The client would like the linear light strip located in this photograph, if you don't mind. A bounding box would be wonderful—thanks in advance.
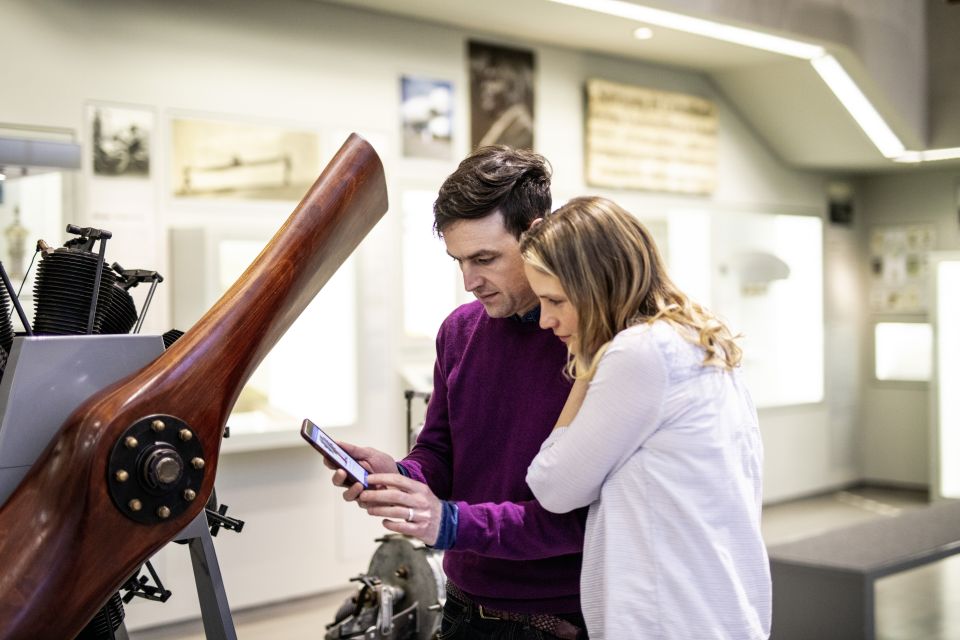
[548,0,825,59]
[810,55,905,158]
[894,147,960,163]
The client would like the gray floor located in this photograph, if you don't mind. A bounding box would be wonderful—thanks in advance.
[132,485,958,639]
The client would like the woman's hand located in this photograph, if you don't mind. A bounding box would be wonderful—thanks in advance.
[555,377,589,428]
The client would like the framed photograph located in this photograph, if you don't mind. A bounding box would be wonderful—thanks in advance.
[170,116,321,201]
[89,103,153,178]
[468,41,535,150]
[868,224,934,313]
[400,76,453,160]
[584,78,717,195]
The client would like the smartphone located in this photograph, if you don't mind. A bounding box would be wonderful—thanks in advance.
[300,419,369,488]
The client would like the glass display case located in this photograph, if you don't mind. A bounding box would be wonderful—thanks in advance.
[169,225,358,449]
[0,125,80,329]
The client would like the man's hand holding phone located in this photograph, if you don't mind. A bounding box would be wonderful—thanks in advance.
[302,418,443,545]
[302,419,395,501]
[324,441,398,502]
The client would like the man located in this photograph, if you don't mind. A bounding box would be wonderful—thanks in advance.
[331,146,586,639]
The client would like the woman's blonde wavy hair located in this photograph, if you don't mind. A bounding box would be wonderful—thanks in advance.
[520,196,742,379]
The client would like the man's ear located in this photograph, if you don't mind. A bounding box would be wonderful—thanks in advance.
[528,217,545,230]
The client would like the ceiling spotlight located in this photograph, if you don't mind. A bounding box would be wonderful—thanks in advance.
[633,27,654,40]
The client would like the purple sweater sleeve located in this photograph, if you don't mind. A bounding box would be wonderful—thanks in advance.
[452,499,586,560]
[402,315,585,561]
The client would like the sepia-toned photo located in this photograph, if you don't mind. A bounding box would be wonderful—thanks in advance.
[468,41,535,150]
[869,224,934,313]
[89,104,153,178]
[584,78,717,195]
[400,76,453,160]
[171,117,321,200]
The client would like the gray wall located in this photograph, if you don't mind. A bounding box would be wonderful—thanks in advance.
[858,167,960,485]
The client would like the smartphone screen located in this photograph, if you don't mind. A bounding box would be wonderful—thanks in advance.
[300,419,369,488]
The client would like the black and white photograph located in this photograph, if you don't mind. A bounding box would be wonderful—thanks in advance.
[171,116,322,200]
[400,76,453,160]
[89,104,153,178]
[468,41,535,150]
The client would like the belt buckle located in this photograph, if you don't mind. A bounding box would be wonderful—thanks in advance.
[477,604,502,620]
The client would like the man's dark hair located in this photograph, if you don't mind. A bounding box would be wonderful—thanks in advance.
[434,146,552,239]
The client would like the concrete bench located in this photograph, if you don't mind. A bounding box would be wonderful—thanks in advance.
[768,499,960,639]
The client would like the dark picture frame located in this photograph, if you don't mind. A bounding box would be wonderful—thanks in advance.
[89,104,153,178]
[468,41,535,150]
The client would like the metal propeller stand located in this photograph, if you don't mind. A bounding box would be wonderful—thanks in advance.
[171,510,238,640]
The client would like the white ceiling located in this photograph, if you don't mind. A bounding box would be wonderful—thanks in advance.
[319,0,932,172]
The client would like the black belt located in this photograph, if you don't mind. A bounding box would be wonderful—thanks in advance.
[445,581,586,640]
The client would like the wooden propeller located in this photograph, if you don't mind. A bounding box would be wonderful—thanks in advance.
[0,134,388,638]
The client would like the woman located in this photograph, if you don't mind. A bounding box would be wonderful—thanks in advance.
[523,197,771,640]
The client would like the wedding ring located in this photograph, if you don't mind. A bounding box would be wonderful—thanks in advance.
[406,507,415,522]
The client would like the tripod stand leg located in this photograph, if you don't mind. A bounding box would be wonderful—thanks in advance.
[180,511,237,640]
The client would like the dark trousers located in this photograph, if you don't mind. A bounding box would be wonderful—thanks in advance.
[438,589,587,640]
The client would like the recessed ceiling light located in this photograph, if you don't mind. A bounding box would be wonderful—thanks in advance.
[633,27,654,40]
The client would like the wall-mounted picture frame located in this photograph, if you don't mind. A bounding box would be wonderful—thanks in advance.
[85,101,156,226]
[89,103,153,178]
[584,78,717,195]
[468,41,535,150]
[869,224,934,313]
[170,115,321,201]
[400,76,453,160]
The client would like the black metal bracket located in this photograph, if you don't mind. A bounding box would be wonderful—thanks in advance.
[121,560,172,603]
[206,503,245,537]
[111,261,164,334]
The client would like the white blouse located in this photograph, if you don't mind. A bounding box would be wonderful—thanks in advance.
[526,321,771,640]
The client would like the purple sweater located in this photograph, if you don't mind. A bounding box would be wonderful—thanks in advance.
[402,301,585,614]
